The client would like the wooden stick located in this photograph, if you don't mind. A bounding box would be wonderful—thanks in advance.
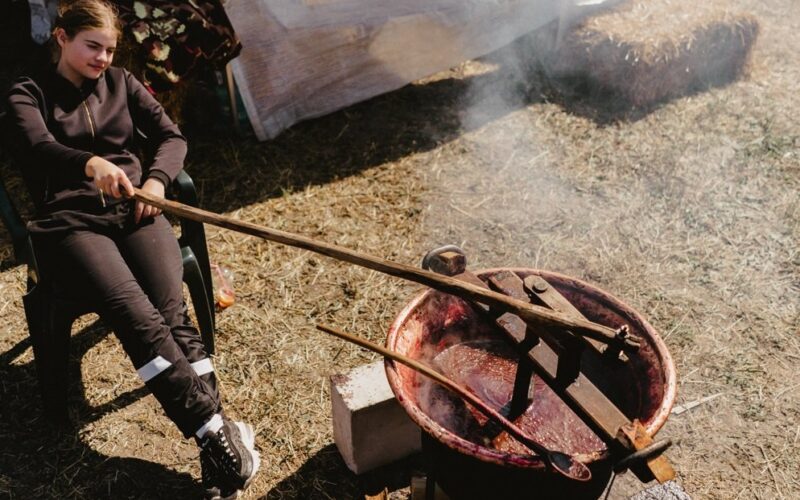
[315,324,591,482]
[133,188,638,349]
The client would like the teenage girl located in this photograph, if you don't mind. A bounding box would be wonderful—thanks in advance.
[3,2,259,498]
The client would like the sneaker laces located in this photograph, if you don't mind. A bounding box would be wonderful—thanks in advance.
[200,443,240,500]
[199,420,260,492]
[201,432,237,477]
[200,449,239,500]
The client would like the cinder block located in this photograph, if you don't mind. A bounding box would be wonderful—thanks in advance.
[331,360,421,474]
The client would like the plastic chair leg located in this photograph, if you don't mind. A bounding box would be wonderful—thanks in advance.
[173,170,216,331]
[182,246,215,355]
[23,291,71,423]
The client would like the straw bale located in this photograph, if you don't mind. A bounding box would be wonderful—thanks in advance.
[532,0,759,107]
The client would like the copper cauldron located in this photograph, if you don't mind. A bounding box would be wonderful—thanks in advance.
[385,268,676,499]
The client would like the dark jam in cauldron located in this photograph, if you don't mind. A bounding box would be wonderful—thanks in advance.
[418,338,606,457]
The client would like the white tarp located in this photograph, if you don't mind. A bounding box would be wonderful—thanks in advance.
[226,0,608,140]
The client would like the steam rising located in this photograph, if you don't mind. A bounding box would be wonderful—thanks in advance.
[412,1,797,496]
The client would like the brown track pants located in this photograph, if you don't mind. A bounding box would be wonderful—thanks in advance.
[36,215,221,437]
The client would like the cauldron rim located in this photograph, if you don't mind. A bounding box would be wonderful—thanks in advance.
[385,267,677,470]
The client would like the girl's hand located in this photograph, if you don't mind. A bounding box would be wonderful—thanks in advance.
[135,178,165,223]
[85,156,134,199]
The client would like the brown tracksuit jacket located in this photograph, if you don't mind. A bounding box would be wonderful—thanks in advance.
[4,65,187,232]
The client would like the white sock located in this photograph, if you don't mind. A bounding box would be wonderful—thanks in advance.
[195,413,224,439]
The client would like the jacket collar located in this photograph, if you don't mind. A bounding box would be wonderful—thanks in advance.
[46,66,103,107]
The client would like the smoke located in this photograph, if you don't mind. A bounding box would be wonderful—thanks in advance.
[414,1,638,269]
[407,1,797,492]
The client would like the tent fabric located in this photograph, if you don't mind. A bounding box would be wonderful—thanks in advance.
[226,0,593,141]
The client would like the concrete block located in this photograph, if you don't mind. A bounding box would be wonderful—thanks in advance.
[331,360,421,474]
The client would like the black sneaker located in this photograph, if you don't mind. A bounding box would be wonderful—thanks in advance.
[200,447,239,500]
[199,419,260,492]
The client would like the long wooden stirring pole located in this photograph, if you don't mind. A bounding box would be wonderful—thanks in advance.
[132,187,637,349]
[315,324,592,482]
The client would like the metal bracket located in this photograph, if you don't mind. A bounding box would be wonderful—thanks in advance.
[421,245,466,276]
[614,438,673,474]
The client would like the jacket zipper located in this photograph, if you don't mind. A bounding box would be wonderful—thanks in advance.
[82,100,96,144]
[82,100,103,205]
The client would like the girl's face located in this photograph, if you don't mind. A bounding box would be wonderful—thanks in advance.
[55,27,117,87]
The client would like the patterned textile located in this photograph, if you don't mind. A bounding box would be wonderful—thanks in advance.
[28,0,55,45]
[114,0,241,92]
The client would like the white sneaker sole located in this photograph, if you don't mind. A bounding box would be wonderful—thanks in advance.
[234,421,261,492]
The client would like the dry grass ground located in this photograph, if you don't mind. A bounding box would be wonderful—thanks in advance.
[1,0,797,498]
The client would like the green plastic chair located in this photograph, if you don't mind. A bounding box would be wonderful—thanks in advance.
[0,169,216,423]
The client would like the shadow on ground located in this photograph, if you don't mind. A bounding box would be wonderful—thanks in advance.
[0,317,420,498]
[263,443,423,499]
[0,320,202,499]
[0,23,731,263]
[0,54,527,265]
